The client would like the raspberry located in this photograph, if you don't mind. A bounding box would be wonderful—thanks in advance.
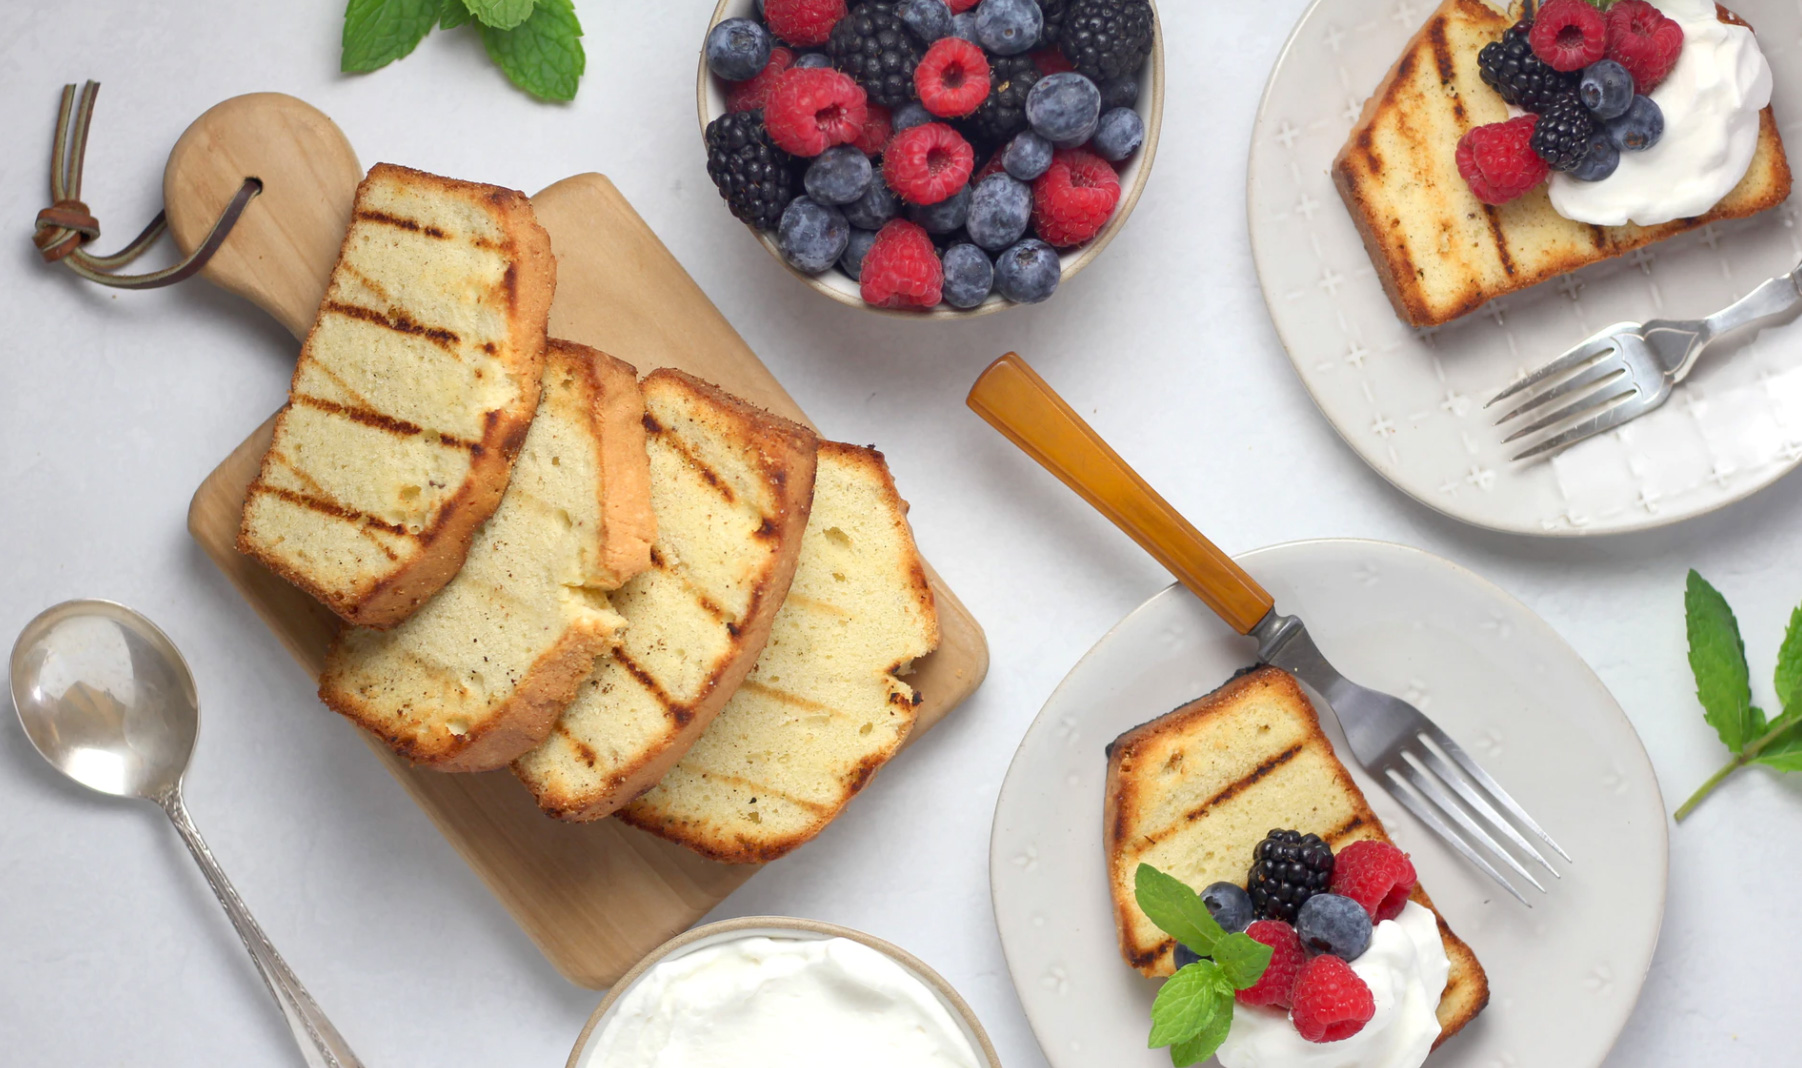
[764,0,847,47]
[727,47,795,114]
[1032,48,1077,76]
[859,220,943,308]
[917,38,992,119]
[1235,920,1307,1009]
[1455,116,1548,205]
[1528,0,1606,72]
[947,0,978,10]
[1329,840,1418,922]
[883,122,976,204]
[1290,956,1376,1043]
[1031,148,1119,247]
[1606,0,1685,93]
[851,103,894,156]
[765,68,870,157]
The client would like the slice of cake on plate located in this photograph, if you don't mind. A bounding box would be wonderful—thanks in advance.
[1106,667,1488,1062]
[617,441,941,863]
[1336,0,1790,327]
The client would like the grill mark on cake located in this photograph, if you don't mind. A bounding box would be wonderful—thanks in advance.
[1589,223,1607,249]
[323,300,462,351]
[337,264,392,306]
[736,680,841,717]
[610,650,694,726]
[1427,17,1456,88]
[1324,813,1368,846]
[647,428,740,505]
[1172,743,1307,828]
[305,361,375,411]
[292,395,480,451]
[1479,204,1517,276]
[250,484,415,539]
[354,208,448,239]
[692,769,835,814]
[553,722,600,767]
[644,549,736,625]
[265,448,332,499]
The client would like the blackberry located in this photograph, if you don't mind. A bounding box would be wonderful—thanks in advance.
[1246,829,1334,923]
[828,2,924,107]
[704,111,799,231]
[961,53,1041,147]
[1059,0,1155,83]
[1037,0,1071,47]
[1530,93,1596,172]
[1478,21,1579,114]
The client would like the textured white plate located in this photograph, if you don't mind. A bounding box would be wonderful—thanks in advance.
[1248,0,1802,535]
[990,540,1667,1068]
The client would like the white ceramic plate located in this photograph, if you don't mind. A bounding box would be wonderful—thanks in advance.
[990,539,1667,1068]
[1248,0,1802,536]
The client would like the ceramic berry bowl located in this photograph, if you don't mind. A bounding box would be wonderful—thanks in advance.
[697,0,1164,318]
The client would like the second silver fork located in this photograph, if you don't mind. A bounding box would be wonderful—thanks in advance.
[1489,259,1802,460]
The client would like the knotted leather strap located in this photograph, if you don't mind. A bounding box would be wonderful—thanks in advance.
[34,81,260,290]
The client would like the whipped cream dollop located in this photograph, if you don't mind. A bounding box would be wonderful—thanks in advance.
[1216,903,1450,1068]
[583,936,983,1068]
[1549,0,1772,227]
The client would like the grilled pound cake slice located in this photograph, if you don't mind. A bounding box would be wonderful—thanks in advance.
[318,341,652,771]
[617,442,940,862]
[1335,0,1790,327]
[515,370,819,821]
[239,163,557,627]
[1105,668,1488,1047]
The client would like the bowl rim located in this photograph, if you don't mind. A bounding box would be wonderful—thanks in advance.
[696,0,1165,320]
[565,915,1004,1068]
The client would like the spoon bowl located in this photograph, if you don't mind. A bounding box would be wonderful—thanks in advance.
[10,599,198,801]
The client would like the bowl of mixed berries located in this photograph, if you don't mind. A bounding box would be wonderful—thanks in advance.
[698,0,1163,316]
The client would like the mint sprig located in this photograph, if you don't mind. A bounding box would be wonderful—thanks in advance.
[1136,865,1272,1066]
[1675,573,1802,820]
[341,0,586,101]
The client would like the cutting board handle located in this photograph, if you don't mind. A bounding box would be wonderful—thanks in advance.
[163,93,363,341]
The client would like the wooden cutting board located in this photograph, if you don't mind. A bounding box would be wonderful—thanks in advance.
[169,93,989,989]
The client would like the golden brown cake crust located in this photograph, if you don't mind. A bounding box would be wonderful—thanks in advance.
[1104,667,1489,1047]
[1333,1,1791,328]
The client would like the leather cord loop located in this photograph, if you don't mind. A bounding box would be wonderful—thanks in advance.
[36,81,260,289]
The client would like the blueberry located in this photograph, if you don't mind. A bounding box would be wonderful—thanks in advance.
[794,51,834,69]
[838,227,880,281]
[892,101,935,132]
[967,173,1032,250]
[1002,131,1053,180]
[900,0,955,42]
[975,0,1043,56]
[1091,107,1144,162]
[804,146,874,205]
[1295,893,1372,961]
[1570,132,1620,182]
[908,185,971,232]
[777,197,850,274]
[1200,882,1255,934]
[994,238,1060,303]
[1606,95,1663,152]
[1026,72,1102,145]
[1100,75,1139,111]
[941,243,994,308]
[706,18,773,82]
[1579,59,1634,121]
[952,12,980,45]
[1173,943,1202,970]
[843,180,901,229]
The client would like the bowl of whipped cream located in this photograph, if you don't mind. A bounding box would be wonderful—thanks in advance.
[568,916,1001,1068]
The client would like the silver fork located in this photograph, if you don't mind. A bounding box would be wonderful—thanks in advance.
[970,354,1570,905]
[1488,260,1802,461]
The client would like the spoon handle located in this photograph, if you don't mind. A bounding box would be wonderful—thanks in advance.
[161,790,365,1068]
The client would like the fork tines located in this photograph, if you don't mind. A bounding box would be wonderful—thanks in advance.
[1379,729,1570,906]
[1487,327,1651,461]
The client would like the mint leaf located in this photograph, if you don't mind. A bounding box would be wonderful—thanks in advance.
[1135,864,1224,957]
[1168,999,1235,1067]
[1755,722,1802,772]
[1776,604,1802,713]
[342,0,440,72]
[1212,930,1274,990]
[1148,961,1230,1047]
[465,0,536,30]
[440,0,472,30]
[482,0,584,101]
[1687,570,1759,752]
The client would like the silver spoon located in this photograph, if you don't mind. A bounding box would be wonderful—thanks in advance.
[9,600,363,1068]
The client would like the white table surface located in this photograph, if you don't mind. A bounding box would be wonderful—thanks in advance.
[3,2,1798,1065]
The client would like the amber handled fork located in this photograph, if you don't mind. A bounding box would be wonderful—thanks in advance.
[968,353,1569,904]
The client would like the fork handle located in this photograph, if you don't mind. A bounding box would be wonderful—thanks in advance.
[1702,262,1802,343]
[966,354,1276,634]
